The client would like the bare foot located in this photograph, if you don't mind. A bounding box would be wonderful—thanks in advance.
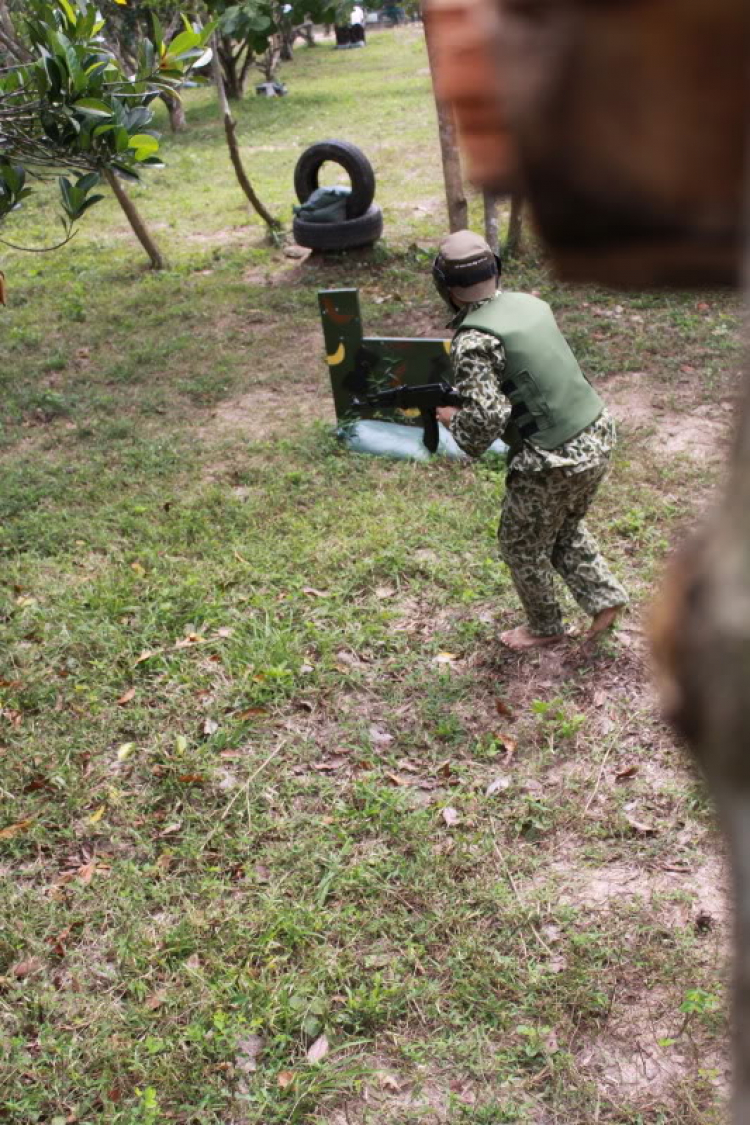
[585,604,625,643]
[500,625,565,652]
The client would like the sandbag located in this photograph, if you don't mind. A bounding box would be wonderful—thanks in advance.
[293,186,352,224]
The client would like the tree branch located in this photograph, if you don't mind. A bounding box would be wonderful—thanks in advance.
[0,228,78,253]
[210,34,280,232]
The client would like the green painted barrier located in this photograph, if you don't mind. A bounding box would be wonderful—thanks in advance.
[318,288,507,461]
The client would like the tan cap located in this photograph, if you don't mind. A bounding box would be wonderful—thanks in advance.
[435,229,499,301]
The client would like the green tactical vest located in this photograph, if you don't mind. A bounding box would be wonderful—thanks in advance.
[456,292,603,456]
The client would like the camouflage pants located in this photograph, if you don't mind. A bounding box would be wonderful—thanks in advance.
[498,462,628,635]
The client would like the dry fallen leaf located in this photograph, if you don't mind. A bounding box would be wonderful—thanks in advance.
[0,818,33,839]
[495,699,516,720]
[237,707,267,720]
[174,633,205,649]
[375,586,395,599]
[442,806,460,827]
[497,734,517,756]
[202,717,219,737]
[396,759,420,774]
[145,990,167,1010]
[378,1072,401,1091]
[158,822,182,837]
[178,774,205,785]
[277,1070,295,1089]
[116,687,135,706]
[12,957,43,979]
[302,587,329,598]
[116,742,135,762]
[134,650,157,665]
[486,776,510,797]
[386,772,417,787]
[312,758,348,772]
[236,1034,263,1075]
[433,652,457,665]
[306,1034,329,1064]
[615,764,639,781]
[24,776,51,794]
[625,814,658,837]
[77,861,96,885]
[369,725,393,746]
[88,805,105,825]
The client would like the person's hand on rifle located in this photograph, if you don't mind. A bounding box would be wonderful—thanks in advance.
[436,405,459,426]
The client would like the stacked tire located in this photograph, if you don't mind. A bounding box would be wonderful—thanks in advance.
[292,140,383,251]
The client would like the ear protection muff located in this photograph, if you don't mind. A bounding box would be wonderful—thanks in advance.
[432,251,501,308]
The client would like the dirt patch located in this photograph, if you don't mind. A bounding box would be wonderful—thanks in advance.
[186,227,256,245]
[546,855,729,928]
[580,994,729,1104]
[318,1058,490,1125]
[603,373,734,462]
[198,384,334,443]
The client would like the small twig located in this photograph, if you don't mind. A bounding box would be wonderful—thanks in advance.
[583,740,615,814]
[201,739,288,849]
[489,817,554,956]
[0,229,77,253]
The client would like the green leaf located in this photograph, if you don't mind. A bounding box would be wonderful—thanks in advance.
[128,134,159,156]
[74,98,112,118]
[167,30,202,57]
[58,0,77,28]
[76,172,100,193]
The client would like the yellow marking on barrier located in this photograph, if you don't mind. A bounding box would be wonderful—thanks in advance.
[443,339,451,354]
[327,342,345,366]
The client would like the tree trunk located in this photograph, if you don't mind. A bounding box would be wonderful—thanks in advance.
[505,194,524,256]
[424,22,468,233]
[298,20,316,46]
[210,36,280,232]
[280,28,294,60]
[162,92,187,133]
[259,40,282,83]
[483,192,499,254]
[219,36,246,100]
[0,0,31,61]
[651,166,750,1125]
[104,169,165,270]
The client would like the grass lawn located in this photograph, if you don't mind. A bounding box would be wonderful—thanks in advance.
[0,25,744,1125]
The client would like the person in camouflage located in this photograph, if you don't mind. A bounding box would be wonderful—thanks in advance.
[433,230,628,651]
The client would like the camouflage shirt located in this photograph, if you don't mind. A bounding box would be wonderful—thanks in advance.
[447,294,616,473]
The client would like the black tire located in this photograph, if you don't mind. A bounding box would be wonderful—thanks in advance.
[294,140,375,220]
[293,203,383,250]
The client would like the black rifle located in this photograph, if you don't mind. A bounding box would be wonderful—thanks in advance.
[350,380,466,453]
